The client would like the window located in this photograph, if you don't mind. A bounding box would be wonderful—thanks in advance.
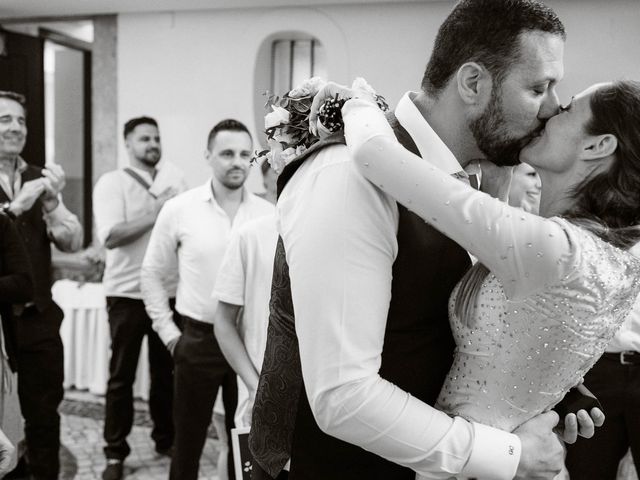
[271,38,327,94]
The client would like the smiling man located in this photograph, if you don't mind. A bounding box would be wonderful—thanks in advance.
[141,119,274,480]
[93,116,188,480]
[0,90,82,480]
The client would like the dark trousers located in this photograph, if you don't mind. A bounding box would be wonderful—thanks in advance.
[14,302,64,480]
[170,315,237,480]
[566,354,640,479]
[104,297,175,460]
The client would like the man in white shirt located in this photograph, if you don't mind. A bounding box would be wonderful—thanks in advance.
[212,209,278,428]
[250,1,599,479]
[93,116,188,480]
[141,119,274,480]
[566,242,640,478]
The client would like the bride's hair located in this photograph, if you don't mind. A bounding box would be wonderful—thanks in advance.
[564,80,640,249]
[455,80,640,325]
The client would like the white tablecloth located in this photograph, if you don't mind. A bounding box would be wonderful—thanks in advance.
[53,279,151,400]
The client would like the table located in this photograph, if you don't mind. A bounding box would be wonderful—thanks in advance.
[53,279,151,400]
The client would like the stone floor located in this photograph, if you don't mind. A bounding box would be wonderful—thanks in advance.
[19,388,639,480]
[58,390,221,480]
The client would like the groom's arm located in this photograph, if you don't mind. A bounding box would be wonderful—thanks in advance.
[279,144,522,480]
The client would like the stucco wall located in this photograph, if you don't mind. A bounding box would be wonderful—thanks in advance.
[117,1,640,190]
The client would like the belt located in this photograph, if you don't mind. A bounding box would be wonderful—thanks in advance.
[180,315,214,333]
[603,351,640,365]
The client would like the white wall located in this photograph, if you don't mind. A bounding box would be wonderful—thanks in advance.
[117,1,640,190]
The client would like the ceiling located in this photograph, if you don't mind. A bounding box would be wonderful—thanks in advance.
[0,0,432,21]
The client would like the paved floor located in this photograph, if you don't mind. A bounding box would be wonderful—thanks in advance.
[27,389,640,480]
[58,390,222,480]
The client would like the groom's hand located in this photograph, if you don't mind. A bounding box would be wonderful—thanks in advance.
[513,411,564,479]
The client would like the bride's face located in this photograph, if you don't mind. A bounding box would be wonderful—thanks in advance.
[519,84,604,173]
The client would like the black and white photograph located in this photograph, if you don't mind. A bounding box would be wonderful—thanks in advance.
[1,0,640,479]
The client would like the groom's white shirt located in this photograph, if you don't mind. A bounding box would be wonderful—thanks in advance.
[276,92,520,479]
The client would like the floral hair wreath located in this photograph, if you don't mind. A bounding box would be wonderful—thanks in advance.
[253,77,389,174]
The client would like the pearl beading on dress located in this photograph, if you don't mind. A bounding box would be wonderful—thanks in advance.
[437,224,640,431]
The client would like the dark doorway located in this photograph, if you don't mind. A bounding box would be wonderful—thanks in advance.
[0,28,45,167]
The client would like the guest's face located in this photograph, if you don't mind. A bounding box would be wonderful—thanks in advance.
[206,130,252,190]
[0,98,27,158]
[125,123,161,167]
[519,84,600,174]
[508,163,541,213]
[469,31,564,165]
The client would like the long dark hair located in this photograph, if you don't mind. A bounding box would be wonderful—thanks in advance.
[564,80,640,249]
[455,80,640,324]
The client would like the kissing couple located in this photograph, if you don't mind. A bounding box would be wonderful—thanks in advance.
[249,0,640,479]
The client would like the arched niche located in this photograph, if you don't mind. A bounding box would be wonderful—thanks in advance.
[251,8,349,146]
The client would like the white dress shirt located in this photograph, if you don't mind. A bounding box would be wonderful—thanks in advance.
[607,243,640,353]
[141,181,274,345]
[93,160,188,298]
[212,214,278,426]
[276,92,520,480]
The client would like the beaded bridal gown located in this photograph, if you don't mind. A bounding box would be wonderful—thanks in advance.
[342,98,640,474]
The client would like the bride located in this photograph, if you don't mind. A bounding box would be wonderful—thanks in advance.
[328,79,640,439]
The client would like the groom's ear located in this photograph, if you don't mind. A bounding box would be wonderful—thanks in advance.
[456,62,491,105]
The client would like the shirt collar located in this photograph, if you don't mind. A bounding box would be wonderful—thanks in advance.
[199,178,251,205]
[395,92,464,176]
[128,160,163,179]
[0,156,28,175]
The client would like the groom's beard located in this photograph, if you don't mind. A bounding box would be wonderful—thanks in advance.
[469,87,535,167]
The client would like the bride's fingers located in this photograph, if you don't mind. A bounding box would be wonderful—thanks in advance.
[309,82,353,135]
[589,407,605,428]
[559,413,578,444]
[576,409,596,439]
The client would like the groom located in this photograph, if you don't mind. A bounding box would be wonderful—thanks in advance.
[250,1,596,479]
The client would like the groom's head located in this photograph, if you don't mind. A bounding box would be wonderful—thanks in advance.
[422,0,566,165]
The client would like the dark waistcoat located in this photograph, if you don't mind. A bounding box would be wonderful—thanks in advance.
[250,115,471,479]
[0,165,55,311]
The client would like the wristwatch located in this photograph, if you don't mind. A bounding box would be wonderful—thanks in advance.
[0,201,17,220]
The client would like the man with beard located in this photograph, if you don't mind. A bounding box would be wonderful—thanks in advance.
[0,91,82,480]
[249,1,601,479]
[93,116,187,480]
[141,119,274,480]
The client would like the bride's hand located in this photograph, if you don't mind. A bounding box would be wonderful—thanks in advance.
[556,407,605,444]
[308,82,355,136]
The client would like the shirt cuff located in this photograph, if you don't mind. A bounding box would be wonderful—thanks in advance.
[461,422,521,480]
[156,318,182,346]
[42,197,67,222]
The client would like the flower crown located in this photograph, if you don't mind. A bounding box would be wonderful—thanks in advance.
[254,77,389,173]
